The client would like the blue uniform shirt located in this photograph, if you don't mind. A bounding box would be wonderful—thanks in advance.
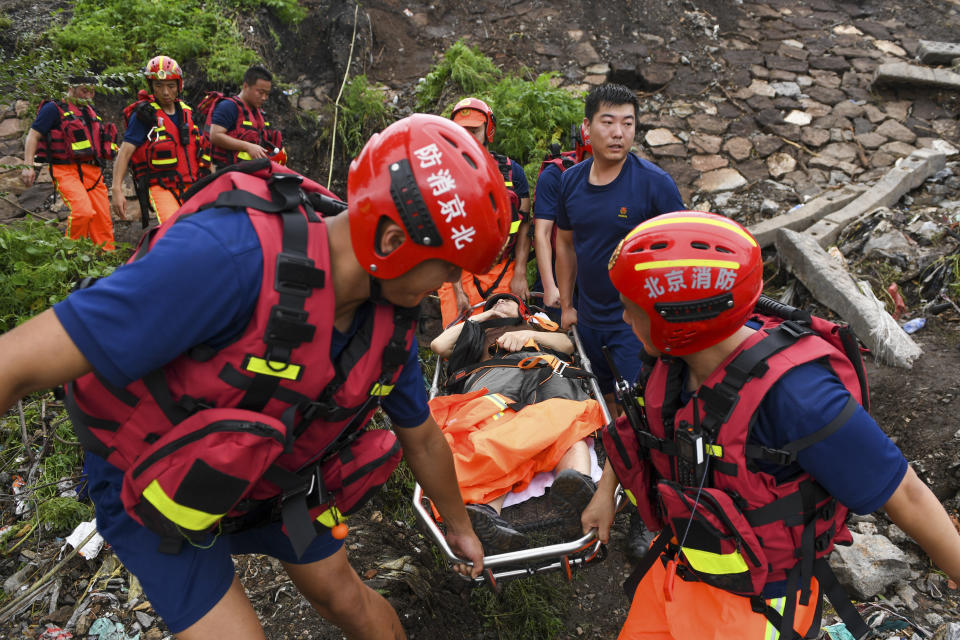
[534,162,563,222]
[31,101,62,134]
[506,158,530,200]
[557,154,684,327]
[123,108,182,146]
[211,99,240,131]
[54,207,430,428]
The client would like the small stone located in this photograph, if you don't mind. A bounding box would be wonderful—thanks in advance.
[585,63,610,75]
[0,118,24,139]
[879,141,918,157]
[884,101,911,122]
[833,101,865,119]
[863,104,886,124]
[687,114,729,135]
[876,119,917,144]
[573,42,601,65]
[874,40,907,57]
[746,79,776,97]
[760,198,779,214]
[691,154,728,172]
[696,168,747,192]
[766,152,796,178]
[688,133,723,155]
[770,82,801,97]
[135,611,155,628]
[833,25,863,36]
[784,110,812,126]
[801,128,831,148]
[855,132,887,149]
[645,128,682,146]
[752,135,783,157]
[723,136,753,161]
[649,144,687,158]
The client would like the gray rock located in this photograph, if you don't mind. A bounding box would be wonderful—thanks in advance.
[933,621,960,640]
[926,613,945,628]
[917,40,960,65]
[876,119,918,144]
[696,168,747,192]
[645,128,682,146]
[875,62,960,91]
[897,583,919,610]
[3,563,35,595]
[760,199,779,215]
[855,132,887,149]
[880,141,919,157]
[723,137,753,161]
[688,133,723,155]
[828,531,914,599]
[767,152,796,178]
[687,114,728,135]
[752,135,783,157]
[135,611,155,628]
[770,81,801,97]
[886,524,908,544]
[801,128,831,148]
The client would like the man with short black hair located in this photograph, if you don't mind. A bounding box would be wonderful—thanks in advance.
[555,83,684,400]
[208,64,284,168]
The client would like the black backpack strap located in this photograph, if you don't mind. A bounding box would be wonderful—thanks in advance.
[697,321,814,438]
[744,395,858,466]
[622,532,671,601]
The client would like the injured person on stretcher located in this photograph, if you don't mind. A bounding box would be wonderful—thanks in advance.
[429,293,601,555]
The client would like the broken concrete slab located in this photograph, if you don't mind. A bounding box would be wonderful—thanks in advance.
[748,184,865,248]
[917,40,960,65]
[805,149,946,247]
[874,62,960,90]
[775,229,922,369]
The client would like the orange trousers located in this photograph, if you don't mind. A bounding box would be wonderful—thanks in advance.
[619,556,820,640]
[52,163,114,251]
[438,259,516,327]
[148,184,191,225]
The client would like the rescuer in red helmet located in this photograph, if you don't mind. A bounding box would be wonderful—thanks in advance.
[0,114,512,639]
[584,211,960,640]
[437,97,533,327]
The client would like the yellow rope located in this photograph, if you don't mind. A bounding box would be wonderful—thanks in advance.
[327,4,360,189]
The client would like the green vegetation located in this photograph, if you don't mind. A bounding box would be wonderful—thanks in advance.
[415,40,585,182]
[471,574,571,639]
[0,0,304,105]
[416,41,502,112]
[0,217,130,333]
[336,75,396,159]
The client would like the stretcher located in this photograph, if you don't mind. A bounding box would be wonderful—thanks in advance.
[413,302,624,586]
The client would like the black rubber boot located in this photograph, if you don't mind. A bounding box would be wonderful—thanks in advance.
[549,469,597,539]
[465,503,528,555]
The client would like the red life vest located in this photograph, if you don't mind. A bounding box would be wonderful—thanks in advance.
[123,94,209,194]
[64,161,416,556]
[35,100,118,165]
[603,302,872,638]
[199,93,283,166]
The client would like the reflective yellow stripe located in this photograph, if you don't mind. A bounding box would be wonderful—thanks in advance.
[315,505,345,528]
[264,121,270,126]
[151,158,178,166]
[242,120,253,126]
[370,383,394,396]
[681,546,749,574]
[504,180,513,187]
[71,140,92,151]
[201,154,211,162]
[624,489,637,506]
[237,151,252,160]
[244,356,302,381]
[636,396,645,408]
[705,444,723,457]
[142,479,223,531]
[509,219,521,234]
[482,393,510,411]
[765,597,786,640]
[634,259,740,271]
[626,216,758,246]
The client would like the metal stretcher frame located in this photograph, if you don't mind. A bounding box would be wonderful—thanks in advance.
[413,303,624,584]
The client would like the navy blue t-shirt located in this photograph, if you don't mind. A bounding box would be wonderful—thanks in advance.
[506,158,530,200]
[31,101,62,134]
[53,207,430,429]
[534,162,563,222]
[211,99,241,131]
[123,108,182,146]
[557,155,684,327]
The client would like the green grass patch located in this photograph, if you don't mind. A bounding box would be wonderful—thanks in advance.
[336,75,396,159]
[0,217,130,333]
[471,574,571,639]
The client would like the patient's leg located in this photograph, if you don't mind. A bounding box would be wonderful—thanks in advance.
[555,439,591,476]
[551,440,597,538]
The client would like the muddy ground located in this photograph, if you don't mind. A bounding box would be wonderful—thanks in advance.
[2,0,960,638]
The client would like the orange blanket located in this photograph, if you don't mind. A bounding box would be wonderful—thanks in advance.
[429,388,602,504]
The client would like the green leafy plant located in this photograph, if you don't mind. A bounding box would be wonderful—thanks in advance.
[0,217,130,333]
[415,40,502,112]
[225,0,306,24]
[335,75,395,159]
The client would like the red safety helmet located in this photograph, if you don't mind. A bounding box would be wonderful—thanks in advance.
[451,97,496,145]
[575,122,592,162]
[608,211,763,356]
[347,113,511,279]
[144,55,183,93]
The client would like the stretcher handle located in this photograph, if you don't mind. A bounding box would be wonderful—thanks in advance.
[568,323,612,425]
